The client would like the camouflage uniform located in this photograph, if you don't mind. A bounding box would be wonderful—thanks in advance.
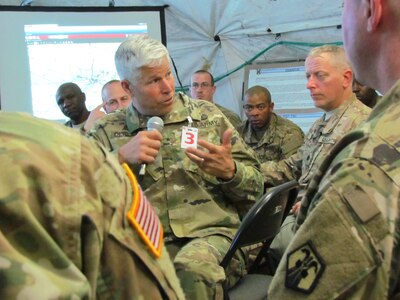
[268,80,400,300]
[236,112,304,163]
[261,96,371,190]
[264,96,371,264]
[88,93,264,299]
[0,112,184,300]
[64,119,86,132]
[215,103,242,128]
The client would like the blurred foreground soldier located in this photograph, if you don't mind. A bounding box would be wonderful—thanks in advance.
[0,112,184,299]
[237,85,304,163]
[56,82,90,130]
[190,70,242,127]
[269,0,400,299]
[89,36,264,299]
[352,77,380,108]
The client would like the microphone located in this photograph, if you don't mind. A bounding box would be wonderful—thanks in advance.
[147,116,164,133]
[139,116,164,179]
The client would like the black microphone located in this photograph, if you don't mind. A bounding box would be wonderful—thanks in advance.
[139,116,164,179]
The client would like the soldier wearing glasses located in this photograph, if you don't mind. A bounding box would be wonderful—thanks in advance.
[190,70,242,127]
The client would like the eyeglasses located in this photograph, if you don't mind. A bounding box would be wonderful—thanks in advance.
[243,103,268,112]
[191,82,212,89]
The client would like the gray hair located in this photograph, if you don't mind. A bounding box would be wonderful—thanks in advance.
[115,35,170,84]
[307,45,351,71]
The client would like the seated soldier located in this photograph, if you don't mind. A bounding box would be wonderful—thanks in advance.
[190,69,242,127]
[269,1,400,297]
[55,82,90,131]
[88,35,264,299]
[237,85,304,163]
[262,45,371,270]
[83,79,132,132]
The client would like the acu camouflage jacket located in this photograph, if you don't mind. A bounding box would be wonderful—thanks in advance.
[89,93,264,240]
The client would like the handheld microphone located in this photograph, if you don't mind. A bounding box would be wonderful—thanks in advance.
[147,116,164,133]
[139,116,164,178]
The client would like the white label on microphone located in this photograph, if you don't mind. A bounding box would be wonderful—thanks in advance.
[181,126,198,149]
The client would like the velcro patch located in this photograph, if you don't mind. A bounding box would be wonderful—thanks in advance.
[123,163,163,258]
[343,184,380,223]
[285,241,325,294]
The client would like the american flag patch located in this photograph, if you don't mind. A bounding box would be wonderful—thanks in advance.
[122,163,163,258]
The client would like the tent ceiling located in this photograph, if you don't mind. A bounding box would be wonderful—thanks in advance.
[0,0,344,115]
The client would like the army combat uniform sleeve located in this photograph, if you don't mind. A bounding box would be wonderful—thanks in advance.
[260,148,304,188]
[273,114,304,160]
[261,97,371,189]
[0,112,184,300]
[268,156,396,299]
[88,95,264,239]
[269,79,400,300]
[215,103,242,128]
[279,129,304,159]
[193,99,264,218]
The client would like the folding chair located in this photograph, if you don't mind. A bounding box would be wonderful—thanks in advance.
[220,180,299,300]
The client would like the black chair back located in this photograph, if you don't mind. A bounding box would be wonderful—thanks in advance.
[220,180,299,270]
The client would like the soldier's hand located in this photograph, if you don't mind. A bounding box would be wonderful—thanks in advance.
[83,103,106,132]
[185,128,236,181]
[118,130,162,164]
[291,201,301,216]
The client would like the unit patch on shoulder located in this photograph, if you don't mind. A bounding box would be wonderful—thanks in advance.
[285,240,325,294]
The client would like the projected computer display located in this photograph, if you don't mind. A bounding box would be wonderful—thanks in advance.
[25,24,148,120]
[0,6,166,121]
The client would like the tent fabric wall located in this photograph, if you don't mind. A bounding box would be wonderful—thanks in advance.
[0,0,344,116]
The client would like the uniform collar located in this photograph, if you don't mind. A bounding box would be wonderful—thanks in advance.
[243,113,277,144]
[322,95,358,134]
[125,93,202,133]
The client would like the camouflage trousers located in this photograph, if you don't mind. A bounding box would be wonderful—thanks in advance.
[268,214,296,270]
[166,235,247,300]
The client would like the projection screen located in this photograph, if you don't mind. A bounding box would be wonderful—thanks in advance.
[0,6,166,122]
[243,61,323,133]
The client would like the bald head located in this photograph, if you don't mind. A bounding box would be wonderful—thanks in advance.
[342,0,400,94]
[243,85,274,130]
[56,82,82,96]
[55,82,88,124]
[101,80,131,113]
[245,86,272,104]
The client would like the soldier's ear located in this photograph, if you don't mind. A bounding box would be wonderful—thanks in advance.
[121,80,134,97]
[211,85,216,95]
[343,69,353,89]
[366,0,383,33]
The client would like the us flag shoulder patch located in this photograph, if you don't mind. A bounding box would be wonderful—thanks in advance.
[122,163,163,258]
